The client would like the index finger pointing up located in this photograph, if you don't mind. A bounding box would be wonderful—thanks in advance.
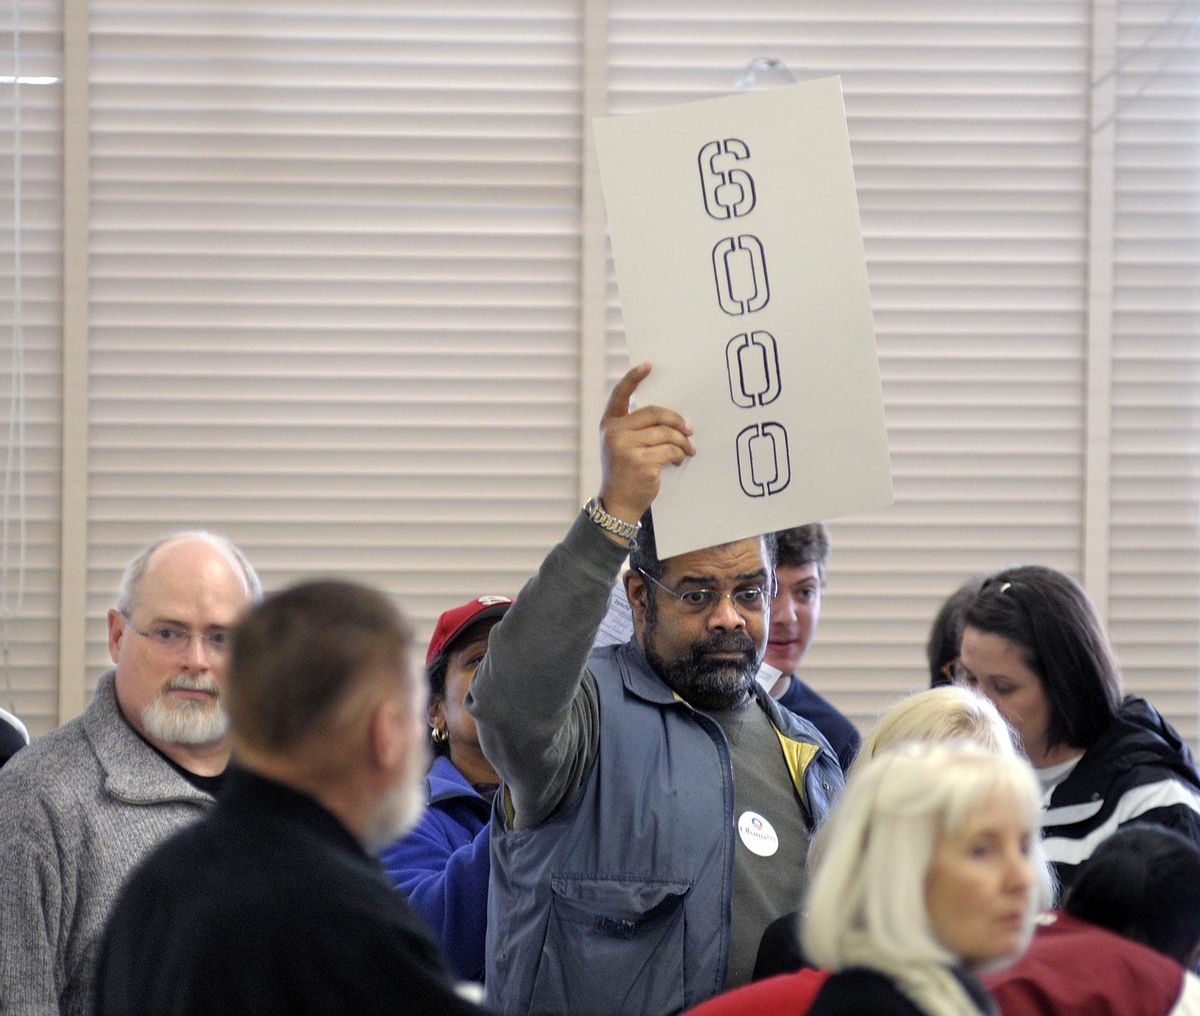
[603,362,653,421]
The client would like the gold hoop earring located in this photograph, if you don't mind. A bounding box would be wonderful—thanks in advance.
[431,726,448,744]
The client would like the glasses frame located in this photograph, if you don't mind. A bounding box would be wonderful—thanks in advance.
[636,568,776,615]
[120,613,231,660]
[942,658,974,685]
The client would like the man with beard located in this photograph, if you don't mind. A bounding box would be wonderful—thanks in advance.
[468,364,844,1016]
[0,532,259,1016]
[93,580,493,1016]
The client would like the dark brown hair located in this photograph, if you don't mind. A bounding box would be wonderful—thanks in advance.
[927,576,984,688]
[962,565,1121,751]
[774,522,831,583]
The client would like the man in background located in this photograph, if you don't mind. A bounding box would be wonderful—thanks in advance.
[94,579,491,1016]
[0,531,259,1016]
[765,522,860,773]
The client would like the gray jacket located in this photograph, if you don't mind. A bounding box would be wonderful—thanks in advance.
[470,514,843,1015]
[0,670,216,1016]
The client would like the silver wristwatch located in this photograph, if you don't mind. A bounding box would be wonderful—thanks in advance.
[583,496,641,545]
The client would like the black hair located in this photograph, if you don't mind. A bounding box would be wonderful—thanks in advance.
[628,509,665,581]
[961,565,1121,751]
[926,576,984,688]
[1065,825,1200,965]
[425,649,451,758]
[629,509,779,585]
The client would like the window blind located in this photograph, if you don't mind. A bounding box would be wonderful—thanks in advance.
[604,2,1197,736]
[7,1,1199,746]
[1109,1,1200,738]
[83,2,584,702]
[0,0,62,734]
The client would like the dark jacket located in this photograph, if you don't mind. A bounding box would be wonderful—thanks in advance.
[93,766,490,1016]
[808,967,993,1016]
[484,639,842,1016]
[1043,695,1200,889]
[378,755,493,982]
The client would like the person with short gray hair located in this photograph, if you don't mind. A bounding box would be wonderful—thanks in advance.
[0,531,258,1016]
[94,579,492,1016]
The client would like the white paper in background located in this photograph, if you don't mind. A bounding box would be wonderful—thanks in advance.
[594,578,634,648]
[593,76,893,560]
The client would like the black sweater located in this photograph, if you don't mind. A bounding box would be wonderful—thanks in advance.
[94,765,492,1016]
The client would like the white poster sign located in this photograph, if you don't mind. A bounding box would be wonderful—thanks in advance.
[594,76,893,559]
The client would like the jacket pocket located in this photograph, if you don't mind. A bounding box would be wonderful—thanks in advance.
[528,875,692,1016]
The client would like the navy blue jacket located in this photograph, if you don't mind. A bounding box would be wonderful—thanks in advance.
[776,677,859,775]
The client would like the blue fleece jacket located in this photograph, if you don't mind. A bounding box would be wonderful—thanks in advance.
[378,755,492,983]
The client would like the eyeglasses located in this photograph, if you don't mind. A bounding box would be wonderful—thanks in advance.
[121,614,231,659]
[941,658,974,686]
[637,569,775,615]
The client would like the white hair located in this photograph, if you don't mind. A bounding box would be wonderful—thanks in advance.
[140,674,229,746]
[851,685,1019,779]
[804,740,1052,1016]
[116,530,262,617]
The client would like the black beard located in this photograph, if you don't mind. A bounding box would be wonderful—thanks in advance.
[643,626,761,711]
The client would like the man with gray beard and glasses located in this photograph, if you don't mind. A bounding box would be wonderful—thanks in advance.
[0,531,259,1016]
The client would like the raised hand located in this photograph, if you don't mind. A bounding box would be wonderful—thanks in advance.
[598,363,696,526]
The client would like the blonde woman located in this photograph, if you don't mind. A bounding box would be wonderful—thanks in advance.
[852,684,1017,774]
[803,741,1050,1015]
[690,688,1040,1013]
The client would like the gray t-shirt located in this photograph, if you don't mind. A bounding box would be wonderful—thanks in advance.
[707,697,812,988]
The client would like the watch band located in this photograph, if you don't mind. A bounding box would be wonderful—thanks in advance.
[583,496,641,545]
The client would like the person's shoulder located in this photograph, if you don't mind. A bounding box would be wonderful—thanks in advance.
[115,806,306,926]
[761,686,842,762]
[780,679,859,746]
[0,713,96,813]
[1081,701,1200,789]
[809,968,924,1016]
[987,912,1185,1015]
[426,756,479,801]
[118,818,210,897]
[686,969,829,1016]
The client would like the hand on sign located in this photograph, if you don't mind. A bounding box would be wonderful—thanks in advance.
[598,363,696,526]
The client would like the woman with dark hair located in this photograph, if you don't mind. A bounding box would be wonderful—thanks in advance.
[925,577,983,688]
[378,595,512,984]
[954,565,1200,889]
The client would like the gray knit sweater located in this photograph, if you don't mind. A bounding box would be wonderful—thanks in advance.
[0,670,216,1016]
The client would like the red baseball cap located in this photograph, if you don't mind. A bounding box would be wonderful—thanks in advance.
[425,595,514,665]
